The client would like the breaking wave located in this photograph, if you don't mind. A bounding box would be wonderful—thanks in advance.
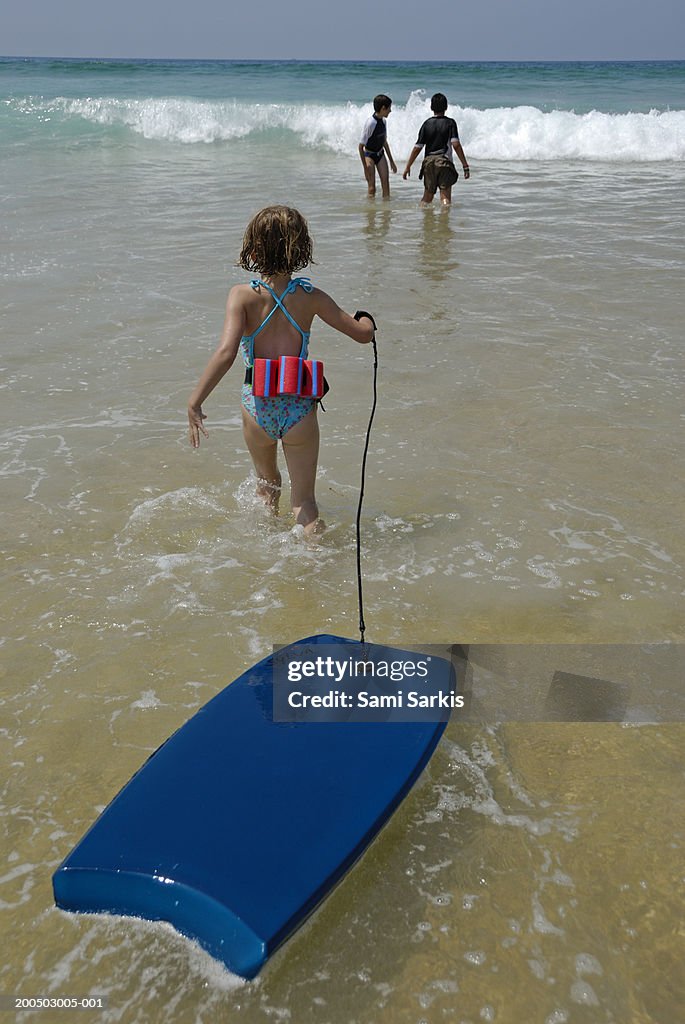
[8,89,685,161]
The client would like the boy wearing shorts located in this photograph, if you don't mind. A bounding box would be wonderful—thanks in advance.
[403,93,470,206]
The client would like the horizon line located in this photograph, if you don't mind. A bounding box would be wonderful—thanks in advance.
[2,54,684,64]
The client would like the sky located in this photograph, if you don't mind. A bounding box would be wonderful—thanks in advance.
[3,0,683,61]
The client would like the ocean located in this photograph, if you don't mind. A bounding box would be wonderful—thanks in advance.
[1,57,684,1022]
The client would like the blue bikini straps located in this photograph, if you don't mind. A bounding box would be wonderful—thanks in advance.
[244,278,313,365]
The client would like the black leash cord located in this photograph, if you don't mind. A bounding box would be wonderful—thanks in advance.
[355,329,378,643]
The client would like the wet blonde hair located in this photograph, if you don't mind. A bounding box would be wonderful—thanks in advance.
[238,205,314,277]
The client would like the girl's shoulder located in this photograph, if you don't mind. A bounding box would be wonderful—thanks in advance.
[228,282,261,306]
[230,278,319,302]
[300,284,327,309]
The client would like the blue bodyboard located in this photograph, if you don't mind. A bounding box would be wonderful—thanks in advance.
[53,635,452,979]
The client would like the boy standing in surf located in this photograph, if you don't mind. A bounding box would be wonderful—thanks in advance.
[403,93,470,206]
[359,94,397,199]
[188,206,375,537]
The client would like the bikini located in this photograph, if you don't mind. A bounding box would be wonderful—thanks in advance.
[240,278,318,440]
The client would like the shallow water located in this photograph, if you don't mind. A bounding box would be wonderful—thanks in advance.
[1,59,684,1023]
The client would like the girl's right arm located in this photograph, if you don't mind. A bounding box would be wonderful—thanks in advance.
[313,290,375,344]
[188,287,247,448]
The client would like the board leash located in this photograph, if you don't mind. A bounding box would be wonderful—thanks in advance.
[353,314,378,644]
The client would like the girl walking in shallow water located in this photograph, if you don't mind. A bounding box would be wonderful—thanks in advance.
[188,206,375,536]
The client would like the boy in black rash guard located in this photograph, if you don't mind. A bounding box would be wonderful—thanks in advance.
[359,94,397,199]
[403,93,470,206]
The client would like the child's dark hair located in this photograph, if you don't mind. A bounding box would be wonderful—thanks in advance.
[373,94,392,113]
[431,93,448,114]
[238,206,314,277]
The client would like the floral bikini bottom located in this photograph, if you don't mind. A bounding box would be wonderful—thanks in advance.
[241,384,316,441]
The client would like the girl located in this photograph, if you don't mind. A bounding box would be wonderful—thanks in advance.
[188,206,375,536]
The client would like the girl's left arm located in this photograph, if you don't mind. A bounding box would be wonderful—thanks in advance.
[188,287,246,448]
[312,289,375,344]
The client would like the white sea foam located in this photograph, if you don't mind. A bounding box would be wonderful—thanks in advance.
[14,92,685,161]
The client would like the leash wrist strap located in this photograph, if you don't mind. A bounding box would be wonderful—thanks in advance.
[354,310,377,331]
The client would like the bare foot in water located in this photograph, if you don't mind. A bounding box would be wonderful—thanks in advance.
[303,517,326,539]
[256,476,281,513]
[293,499,326,538]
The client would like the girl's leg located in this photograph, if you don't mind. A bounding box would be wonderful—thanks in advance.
[420,188,435,206]
[281,408,325,535]
[439,184,453,206]
[241,408,281,511]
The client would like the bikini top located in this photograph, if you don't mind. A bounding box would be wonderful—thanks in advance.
[240,278,313,368]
